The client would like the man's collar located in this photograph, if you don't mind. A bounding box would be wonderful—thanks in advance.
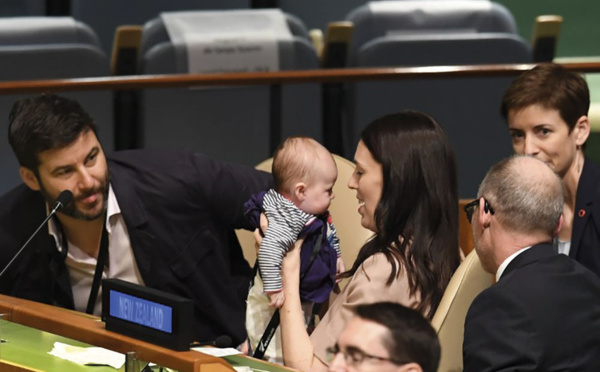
[106,184,121,223]
[496,246,532,281]
[497,243,556,281]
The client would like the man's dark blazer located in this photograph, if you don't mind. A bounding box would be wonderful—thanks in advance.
[571,157,600,277]
[0,149,272,345]
[463,243,600,371]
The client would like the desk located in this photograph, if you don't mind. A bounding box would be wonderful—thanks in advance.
[0,295,296,372]
[1,320,120,372]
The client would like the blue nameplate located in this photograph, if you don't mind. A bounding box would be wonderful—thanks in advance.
[109,291,173,333]
[102,279,193,350]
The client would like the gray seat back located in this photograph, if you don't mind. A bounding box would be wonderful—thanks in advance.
[273,0,369,31]
[0,17,101,45]
[345,29,531,197]
[348,1,517,64]
[140,14,310,64]
[277,0,489,32]
[0,17,112,195]
[138,12,321,166]
[357,32,529,66]
[71,0,250,56]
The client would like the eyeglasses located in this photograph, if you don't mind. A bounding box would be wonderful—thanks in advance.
[326,344,404,367]
[463,197,495,223]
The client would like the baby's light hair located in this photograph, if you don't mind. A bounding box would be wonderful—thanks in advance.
[272,137,332,193]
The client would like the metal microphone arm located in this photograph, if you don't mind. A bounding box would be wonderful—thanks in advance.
[0,190,73,279]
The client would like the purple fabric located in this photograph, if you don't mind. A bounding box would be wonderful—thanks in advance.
[244,191,337,303]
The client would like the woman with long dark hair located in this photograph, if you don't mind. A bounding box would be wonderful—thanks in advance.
[278,111,461,372]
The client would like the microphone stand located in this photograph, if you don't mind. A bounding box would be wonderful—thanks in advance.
[0,193,71,279]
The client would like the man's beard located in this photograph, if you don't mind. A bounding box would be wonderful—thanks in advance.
[39,173,110,221]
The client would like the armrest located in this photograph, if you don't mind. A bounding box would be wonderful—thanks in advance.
[111,25,143,75]
[531,15,563,62]
[322,21,353,68]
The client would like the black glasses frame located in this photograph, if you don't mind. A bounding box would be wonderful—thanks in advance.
[326,344,404,366]
[463,197,495,223]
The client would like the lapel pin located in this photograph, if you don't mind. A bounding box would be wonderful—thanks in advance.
[578,209,586,217]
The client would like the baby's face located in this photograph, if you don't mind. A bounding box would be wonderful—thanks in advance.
[300,158,338,215]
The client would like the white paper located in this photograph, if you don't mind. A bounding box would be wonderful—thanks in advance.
[191,346,242,357]
[48,341,125,369]
[233,367,252,372]
[161,9,292,74]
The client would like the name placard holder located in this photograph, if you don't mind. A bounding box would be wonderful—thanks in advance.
[102,279,194,351]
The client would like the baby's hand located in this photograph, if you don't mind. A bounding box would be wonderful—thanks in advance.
[267,290,285,308]
[335,257,346,283]
[239,338,250,355]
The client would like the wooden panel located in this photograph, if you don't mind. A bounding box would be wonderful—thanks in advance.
[0,361,37,372]
[0,294,233,372]
[0,62,597,94]
[0,295,298,372]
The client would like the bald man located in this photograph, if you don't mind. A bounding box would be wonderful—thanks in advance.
[463,156,600,371]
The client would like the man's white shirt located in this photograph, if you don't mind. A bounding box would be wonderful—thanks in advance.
[48,185,144,316]
[495,246,532,282]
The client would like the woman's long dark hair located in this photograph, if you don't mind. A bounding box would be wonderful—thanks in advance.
[343,111,460,319]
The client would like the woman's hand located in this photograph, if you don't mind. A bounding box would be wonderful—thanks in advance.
[279,236,325,371]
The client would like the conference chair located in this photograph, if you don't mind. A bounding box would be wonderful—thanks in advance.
[346,1,519,64]
[343,1,532,197]
[71,0,250,56]
[277,0,369,32]
[0,17,112,195]
[235,154,372,275]
[531,15,562,63]
[137,11,321,166]
[431,249,494,372]
[277,0,490,34]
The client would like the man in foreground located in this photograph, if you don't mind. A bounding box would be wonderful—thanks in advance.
[328,302,440,372]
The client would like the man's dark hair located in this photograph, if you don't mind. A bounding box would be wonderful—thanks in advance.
[8,93,98,171]
[355,302,440,372]
[500,63,590,132]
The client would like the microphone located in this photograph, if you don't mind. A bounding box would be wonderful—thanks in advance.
[0,190,73,279]
[53,190,73,213]
[190,335,233,348]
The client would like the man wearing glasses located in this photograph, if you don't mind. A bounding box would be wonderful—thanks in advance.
[327,302,439,372]
[463,155,600,371]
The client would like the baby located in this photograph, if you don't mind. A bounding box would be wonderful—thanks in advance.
[244,136,344,360]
